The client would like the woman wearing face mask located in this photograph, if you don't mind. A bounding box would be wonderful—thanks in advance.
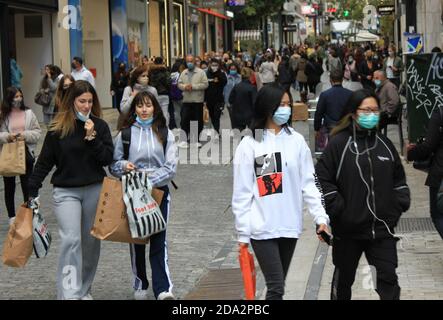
[223,64,242,129]
[27,80,114,300]
[54,75,75,114]
[382,45,403,89]
[204,59,227,136]
[358,50,376,90]
[315,89,410,300]
[0,87,41,225]
[120,65,159,116]
[111,62,129,113]
[232,84,330,300]
[110,91,178,300]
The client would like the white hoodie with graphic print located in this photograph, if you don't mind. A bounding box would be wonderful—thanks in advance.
[232,127,329,244]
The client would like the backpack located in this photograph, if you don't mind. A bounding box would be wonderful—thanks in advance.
[121,126,178,189]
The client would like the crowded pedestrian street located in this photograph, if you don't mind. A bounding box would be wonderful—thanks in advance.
[0,0,443,306]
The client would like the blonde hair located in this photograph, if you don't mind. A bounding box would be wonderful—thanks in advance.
[50,80,102,138]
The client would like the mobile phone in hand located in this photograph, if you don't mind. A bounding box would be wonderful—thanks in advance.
[319,230,332,246]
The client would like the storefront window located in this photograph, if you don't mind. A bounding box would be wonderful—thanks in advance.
[172,2,183,60]
[128,21,142,68]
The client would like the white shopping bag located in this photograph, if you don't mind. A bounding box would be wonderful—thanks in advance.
[122,171,166,239]
[29,198,52,258]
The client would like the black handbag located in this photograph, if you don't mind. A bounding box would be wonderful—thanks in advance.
[34,89,51,107]
[412,108,443,173]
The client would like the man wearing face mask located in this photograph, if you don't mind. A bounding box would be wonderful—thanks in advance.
[373,70,400,131]
[177,54,209,148]
[204,59,227,137]
[110,62,129,113]
[382,45,403,89]
[71,57,96,88]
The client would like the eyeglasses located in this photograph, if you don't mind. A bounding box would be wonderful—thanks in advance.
[357,107,380,114]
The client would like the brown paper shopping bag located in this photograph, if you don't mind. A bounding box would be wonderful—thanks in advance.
[91,177,164,244]
[0,140,26,177]
[2,204,34,268]
[291,103,309,121]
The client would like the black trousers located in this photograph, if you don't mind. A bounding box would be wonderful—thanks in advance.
[181,102,203,143]
[3,153,34,218]
[251,238,297,300]
[206,101,224,134]
[331,237,400,300]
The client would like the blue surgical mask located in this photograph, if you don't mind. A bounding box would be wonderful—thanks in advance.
[76,110,91,122]
[272,106,291,126]
[229,70,237,76]
[136,116,154,127]
[374,79,382,88]
[357,113,379,129]
[187,63,195,70]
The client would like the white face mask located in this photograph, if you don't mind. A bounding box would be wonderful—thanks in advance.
[12,98,22,108]
[211,66,218,72]
[138,76,149,86]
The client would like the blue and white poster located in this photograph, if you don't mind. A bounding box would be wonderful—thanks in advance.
[68,0,83,61]
[110,0,128,73]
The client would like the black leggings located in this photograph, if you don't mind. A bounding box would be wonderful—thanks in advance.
[3,156,34,218]
[251,238,297,300]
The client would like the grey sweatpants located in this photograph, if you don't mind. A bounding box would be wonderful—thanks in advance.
[52,183,102,300]
[157,95,170,126]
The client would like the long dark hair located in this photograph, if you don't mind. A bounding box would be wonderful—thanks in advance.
[250,84,292,140]
[55,74,75,111]
[0,87,28,124]
[330,89,380,136]
[118,91,167,144]
[50,80,102,138]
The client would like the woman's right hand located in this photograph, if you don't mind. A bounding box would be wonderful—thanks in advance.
[238,242,249,252]
[131,89,139,97]
[126,162,136,172]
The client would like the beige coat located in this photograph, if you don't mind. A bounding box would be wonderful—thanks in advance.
[178,67,209,103]
[0,109,41,156]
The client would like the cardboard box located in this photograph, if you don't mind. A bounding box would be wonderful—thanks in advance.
[292,103,309,121]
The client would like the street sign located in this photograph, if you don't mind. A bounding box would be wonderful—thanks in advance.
[377,5,395,16]
[283,25,298,32]
[200,0,224,9]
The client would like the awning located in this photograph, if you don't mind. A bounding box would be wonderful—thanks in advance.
[197,8,231,20]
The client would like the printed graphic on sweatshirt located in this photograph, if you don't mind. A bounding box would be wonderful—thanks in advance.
[254,152,283,197]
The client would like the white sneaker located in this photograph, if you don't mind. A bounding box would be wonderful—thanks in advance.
[134,289,149,300]
[81,294,93,300]
[196,142,203,148]
[8,217,16,226]
[157,291,175,300]
[177,141,189,149]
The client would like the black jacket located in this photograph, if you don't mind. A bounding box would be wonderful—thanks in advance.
[408,107,443,188]
[149,65,171,95]
[229,79,257,127]
[315,123,410,240]
[205,69,227,104]
[314,85,353,131]
[277,63,294,85]
[305,60,323,85]
[28,116,114,197]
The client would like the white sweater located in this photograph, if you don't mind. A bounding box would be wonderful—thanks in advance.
[232,127,329,244]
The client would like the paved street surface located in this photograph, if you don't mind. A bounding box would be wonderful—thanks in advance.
[1,78,443,300]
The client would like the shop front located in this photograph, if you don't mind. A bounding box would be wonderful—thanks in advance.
[0,0,58,115]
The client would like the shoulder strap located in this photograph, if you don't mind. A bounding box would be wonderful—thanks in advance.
[121,127,131,160]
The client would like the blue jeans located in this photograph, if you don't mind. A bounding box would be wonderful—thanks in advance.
[429,187,443,239]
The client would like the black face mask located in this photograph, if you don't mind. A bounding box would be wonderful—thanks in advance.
[119,65,125,70]
[71,63,77,70]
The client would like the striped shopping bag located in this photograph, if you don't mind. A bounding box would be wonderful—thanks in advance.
[122,171,166,239]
